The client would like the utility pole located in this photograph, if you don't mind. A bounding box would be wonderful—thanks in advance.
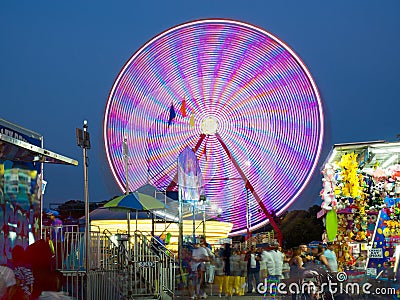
[76,120,91,299]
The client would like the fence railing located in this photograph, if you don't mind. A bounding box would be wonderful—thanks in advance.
[60,270,86,300]
[87,270,124,300]
[42,225,176,299]
[147,232,176,299]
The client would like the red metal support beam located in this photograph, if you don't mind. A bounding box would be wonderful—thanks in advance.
[166,134,207,191]
[215,133,283,246]
[193,134,207,153]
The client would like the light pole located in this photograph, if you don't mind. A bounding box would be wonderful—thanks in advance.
[123,135,130,235]
[199,195,206,237]
[245,160,251,241]
[76,120,91,297]
[178,181,183,270]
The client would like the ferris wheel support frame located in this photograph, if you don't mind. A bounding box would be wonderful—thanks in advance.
[215,133,283,246]
[165,131,283,245]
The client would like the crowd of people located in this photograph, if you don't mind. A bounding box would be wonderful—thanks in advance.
[181,238,338,299]
[0,240,66,300]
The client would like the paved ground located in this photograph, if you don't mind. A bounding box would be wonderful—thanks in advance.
[206,296,283,300]
[175,292,293,299]
[175,296,282,300]
[175,293,395,299]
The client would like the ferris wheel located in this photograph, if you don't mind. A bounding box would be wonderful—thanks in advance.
[103,19,324,236]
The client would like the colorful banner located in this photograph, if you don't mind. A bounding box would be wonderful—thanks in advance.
[0,122,42,264]
[367,197,398,278]
[177,147,204,202]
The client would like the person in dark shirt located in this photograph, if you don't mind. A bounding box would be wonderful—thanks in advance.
[222,243,231,276]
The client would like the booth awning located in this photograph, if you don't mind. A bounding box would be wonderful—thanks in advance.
[324,140,400,170]
[0,133,78,166]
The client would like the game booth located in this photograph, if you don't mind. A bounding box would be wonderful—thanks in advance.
[319,141,400,291]
[0,118,77,265]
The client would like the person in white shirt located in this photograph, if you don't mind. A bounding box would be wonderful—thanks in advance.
[190,241,210,299]
[201,239,215,285]
[245,245,261,294]
[260,246,275,281]
[269,242,283,281]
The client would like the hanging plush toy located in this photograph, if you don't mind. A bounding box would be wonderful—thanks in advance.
[338,152,362,199]
[385,181,395,198]
[369,181,385,210]
[321,163,337,210]
[372,167,387,182]
[386,164,400,179]
[392,167,400,197]
[341,242,356,266]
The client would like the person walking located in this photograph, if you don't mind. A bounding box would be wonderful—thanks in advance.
[245,245,261,294]
[310,245,331,272]
[230,250,241,276]
[269,242,283,281]
[221,243,231,276]
[289,248,305,300]
[289,248,305,279]
[323,242,338,273]
[260,246,274,282]
[239,250,247,277]
[190,240,210,299]
[200,238,214,298]
[282,249,291,280]
[307,245,332,300]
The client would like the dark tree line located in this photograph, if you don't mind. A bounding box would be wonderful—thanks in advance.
[280,205,324,248]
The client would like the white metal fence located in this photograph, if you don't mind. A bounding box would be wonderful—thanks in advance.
[131,230,176,299]
[42,225,175,299]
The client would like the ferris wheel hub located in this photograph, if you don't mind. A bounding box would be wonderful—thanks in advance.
[200,117,219,135]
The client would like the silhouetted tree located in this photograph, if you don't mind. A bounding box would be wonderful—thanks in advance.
[280,205,324,248]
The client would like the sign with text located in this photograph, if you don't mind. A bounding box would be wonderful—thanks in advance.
[369,248,383,259]
[366,268,377,276]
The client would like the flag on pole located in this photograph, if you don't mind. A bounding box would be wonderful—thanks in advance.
[168,103,176,126]
[180,98,187,117]
[189,114,195,127]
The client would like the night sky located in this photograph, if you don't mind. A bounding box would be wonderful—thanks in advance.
[1,1,399,211]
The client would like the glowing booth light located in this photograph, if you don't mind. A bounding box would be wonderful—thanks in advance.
[104,19,324,235]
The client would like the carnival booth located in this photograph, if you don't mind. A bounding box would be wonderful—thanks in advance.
[320,141,400,281]
[0,118,77,265]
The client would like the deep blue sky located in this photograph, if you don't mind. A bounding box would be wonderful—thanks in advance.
[1,1,399,210]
